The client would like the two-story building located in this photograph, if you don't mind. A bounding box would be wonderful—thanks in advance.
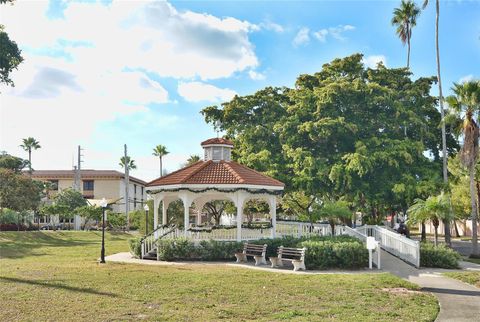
[31,169,147,229]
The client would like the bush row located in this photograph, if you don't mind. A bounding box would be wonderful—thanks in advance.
[128,235,368,269]
[420,243,461,269]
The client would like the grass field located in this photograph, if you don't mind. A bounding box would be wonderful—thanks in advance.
[444,271,480,288]
[0,231,438,321]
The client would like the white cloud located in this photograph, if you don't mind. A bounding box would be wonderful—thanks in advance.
[293,27,310,47]
[178,82,237,103]
[459,74,474,83]
[313,29,328,42]
[259,20,284,33]
[362,55,387,68]
[248,70,266,80]
[0,1,260,177]
[313,24,355,43]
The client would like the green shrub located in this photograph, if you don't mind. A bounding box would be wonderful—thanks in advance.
[252,236,305,257]
[197,240,243,261]
[299,239,368,269]
[420,243,461,268]
[129,237,142,258]
[157,238,195,261]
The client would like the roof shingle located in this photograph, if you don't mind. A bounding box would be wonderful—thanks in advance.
[147,160,284,187]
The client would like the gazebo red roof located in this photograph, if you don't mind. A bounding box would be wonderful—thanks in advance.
[147,160,284,187]
[200,138,234,146]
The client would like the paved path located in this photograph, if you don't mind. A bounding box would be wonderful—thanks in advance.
[380,250,480,322]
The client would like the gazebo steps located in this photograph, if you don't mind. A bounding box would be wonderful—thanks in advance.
[143,249,157,260]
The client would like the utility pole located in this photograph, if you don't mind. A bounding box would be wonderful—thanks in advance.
[73,145,83,191]
[124,144,130,231]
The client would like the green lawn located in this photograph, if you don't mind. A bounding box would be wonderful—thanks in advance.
[0,232,438,321]
[444,272,480,288]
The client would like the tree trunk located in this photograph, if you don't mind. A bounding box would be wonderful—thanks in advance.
[28,149,32,175]
[421,220,426,242]
[330,222,335,236]
[434,225,438,247]
[159,157,163,177]
[17,213,20,231]
[469,166,479,257]
[435,0,451,247]
[407,35,411,69]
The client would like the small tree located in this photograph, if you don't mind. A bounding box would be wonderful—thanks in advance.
[41,189,87,229]
[203,200,234,226]
[76,205,102,230]
[282,191,319,229]
[408,192,452,246]
[317,200,352,235]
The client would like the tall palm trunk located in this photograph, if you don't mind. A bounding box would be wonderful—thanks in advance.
[470,166,479,256]
[407,33,411,69]
[160,157,163,177]
[434,0,451,246]
[28,148,32,175]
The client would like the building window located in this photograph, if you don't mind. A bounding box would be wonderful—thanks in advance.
[49,180,59,190]
[134,197,137,208]
[83,180,94,191]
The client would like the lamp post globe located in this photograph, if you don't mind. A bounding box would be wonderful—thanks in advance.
[100,198,108,264]
[143,203,149,235]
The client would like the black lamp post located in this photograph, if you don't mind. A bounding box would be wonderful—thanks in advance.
[100,198,108,264]
[144,203,149,235]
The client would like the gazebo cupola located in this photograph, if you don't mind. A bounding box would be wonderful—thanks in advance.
[201,138,234,162]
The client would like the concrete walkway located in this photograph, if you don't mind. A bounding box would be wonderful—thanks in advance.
[380,250,480,322]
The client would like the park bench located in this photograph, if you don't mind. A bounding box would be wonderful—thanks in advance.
[269,246,306,271]
[234,243,267,266]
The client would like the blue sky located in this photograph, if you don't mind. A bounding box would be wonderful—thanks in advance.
[0,0,478,181]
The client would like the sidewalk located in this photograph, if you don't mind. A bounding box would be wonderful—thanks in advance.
[380,250,480,322]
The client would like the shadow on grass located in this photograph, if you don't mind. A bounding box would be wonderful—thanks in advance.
[0,276,119,298]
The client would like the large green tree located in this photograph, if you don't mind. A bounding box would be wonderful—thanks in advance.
[391,0,421,69]
[202,54,457,223]
[41,188,87,228]
[0,152,29,173]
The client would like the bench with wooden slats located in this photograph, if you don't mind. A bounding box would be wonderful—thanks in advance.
[269,246,306,271]
[234,243,267,266]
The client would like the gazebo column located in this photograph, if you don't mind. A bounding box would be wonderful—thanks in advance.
[236,203,243,242]
[162,201,167,226]
[179,193,194,237]
[269,196,277,238]
[153,195,162,239]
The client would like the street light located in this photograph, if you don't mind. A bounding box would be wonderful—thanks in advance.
[100,198,108,264]
[144,203,149,235]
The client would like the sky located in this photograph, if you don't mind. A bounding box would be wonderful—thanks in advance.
[1,0,479,182]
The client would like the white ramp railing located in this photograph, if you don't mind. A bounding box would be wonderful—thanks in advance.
[358,225,420,268]
[343,226,381,269]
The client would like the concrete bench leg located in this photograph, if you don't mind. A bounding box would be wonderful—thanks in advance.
[235,253,246,263]
[269,257,278,268]
[292,260,305,271]
[254,255,266,266]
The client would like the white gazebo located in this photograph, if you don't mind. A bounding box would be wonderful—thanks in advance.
[146,138,284,242]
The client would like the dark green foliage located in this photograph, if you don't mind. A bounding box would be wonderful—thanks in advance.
[299,239,368,269]
[128,237,142,258]
[157,238,195,261]
[420,243,461,268]
[196,240,243,261]
[153,236,366,269]
[0,152,29,173]
[0,24,23,88]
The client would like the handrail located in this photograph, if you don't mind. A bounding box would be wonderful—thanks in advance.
[140,225,173,243]
[140,225,177,259]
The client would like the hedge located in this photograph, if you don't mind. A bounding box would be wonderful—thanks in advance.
[129,235,368,269]
[129,237,142,258]
[420,243,461,269]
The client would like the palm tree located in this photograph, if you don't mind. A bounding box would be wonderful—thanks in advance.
[391,0,420,69]
[422,0,450,246]
[152,145,169,177]
[20,137,41,173]
[408,192,452,246]
[185,154,201,167]
[446,80,480,257]
[119,156,137,170]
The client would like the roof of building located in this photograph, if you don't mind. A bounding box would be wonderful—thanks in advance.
[200,137,234,146]
[30,170,147,185]
[147,160,284,188]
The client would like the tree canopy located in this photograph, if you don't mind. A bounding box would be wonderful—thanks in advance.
[202,54,458,220]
